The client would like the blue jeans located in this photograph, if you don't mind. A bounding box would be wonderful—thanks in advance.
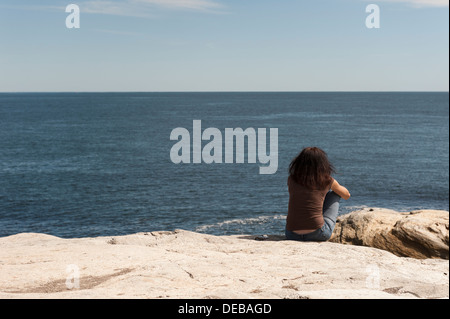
[285,191,341,242]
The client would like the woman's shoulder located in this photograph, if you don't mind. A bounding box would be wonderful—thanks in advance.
[329,177,335,188]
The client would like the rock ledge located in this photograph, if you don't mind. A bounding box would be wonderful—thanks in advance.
[331,208,449,260]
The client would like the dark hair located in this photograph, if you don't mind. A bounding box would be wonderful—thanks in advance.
[289,147,335,190]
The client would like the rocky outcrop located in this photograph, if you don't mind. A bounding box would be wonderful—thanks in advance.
[331,208,449,260]
[0,228,448,299]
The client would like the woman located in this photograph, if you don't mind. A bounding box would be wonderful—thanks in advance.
[286,147,351,242]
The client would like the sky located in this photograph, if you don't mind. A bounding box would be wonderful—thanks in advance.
[0,0,448,92]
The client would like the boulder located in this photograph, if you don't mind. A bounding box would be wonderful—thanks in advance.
[331,208,449,260]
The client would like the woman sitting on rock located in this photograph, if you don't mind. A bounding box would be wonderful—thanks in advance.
[286,147,351,242]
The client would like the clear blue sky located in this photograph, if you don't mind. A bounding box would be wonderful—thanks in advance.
[0,0,448,92]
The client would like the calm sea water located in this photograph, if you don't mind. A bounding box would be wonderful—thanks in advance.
[0,92,448,238]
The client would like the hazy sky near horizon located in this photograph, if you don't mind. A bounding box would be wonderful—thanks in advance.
[0,0,448,92]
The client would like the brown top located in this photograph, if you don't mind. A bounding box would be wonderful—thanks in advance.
[286,176,334,231]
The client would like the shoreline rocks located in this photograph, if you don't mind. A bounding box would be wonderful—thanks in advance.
[331,208,449,260]
[0,210,449,299]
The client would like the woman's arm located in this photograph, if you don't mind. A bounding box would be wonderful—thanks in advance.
[331,179,351,200]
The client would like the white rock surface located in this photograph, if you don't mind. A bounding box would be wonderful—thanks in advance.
[0,229,448,299]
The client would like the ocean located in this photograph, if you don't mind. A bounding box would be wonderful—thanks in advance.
[0,92,448,238]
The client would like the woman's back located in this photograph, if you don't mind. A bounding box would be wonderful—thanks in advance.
[286,176,333,231]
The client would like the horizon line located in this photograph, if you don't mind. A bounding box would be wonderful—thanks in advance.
[0,90,449,94]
